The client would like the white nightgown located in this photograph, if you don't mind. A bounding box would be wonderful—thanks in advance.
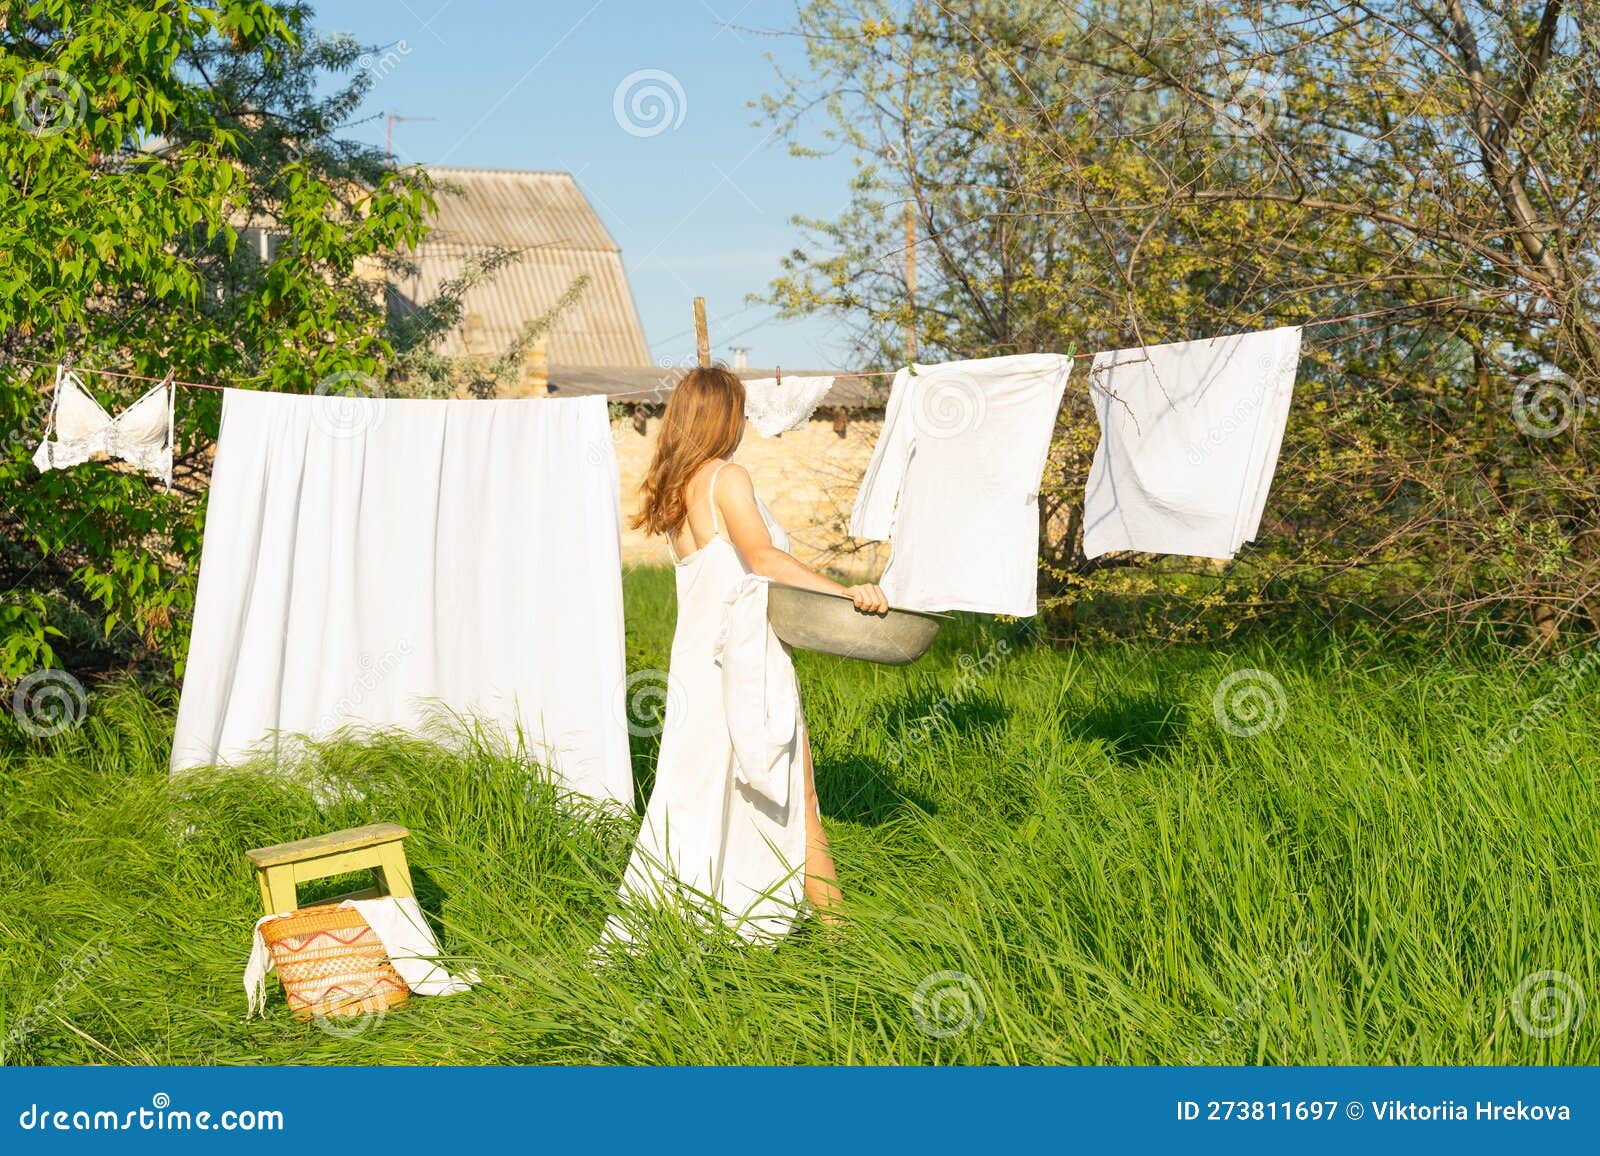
[601,465,810,947]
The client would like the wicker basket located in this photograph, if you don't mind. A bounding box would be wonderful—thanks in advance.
[260,903,410,1020]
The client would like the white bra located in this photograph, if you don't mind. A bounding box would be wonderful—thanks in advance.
[32,367,175,489]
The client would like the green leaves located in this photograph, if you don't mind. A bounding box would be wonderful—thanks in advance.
[1,1,435,679]
[767,0,1600,640]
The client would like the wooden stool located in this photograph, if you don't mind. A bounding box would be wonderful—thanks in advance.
[246,822,414,916]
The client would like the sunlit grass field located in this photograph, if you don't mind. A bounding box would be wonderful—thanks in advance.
[1,566,1595,1064]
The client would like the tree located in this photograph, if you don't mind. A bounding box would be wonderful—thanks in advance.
[1,1,435,679]
[764,0,1598,641]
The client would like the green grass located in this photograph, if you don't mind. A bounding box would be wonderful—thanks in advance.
[1,566,1595,1065]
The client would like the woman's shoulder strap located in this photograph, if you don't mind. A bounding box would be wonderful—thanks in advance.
[707,460,728,534]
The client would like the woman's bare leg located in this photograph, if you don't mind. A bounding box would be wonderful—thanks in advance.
[801,732,844,922]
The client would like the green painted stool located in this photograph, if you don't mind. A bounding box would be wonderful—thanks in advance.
[245,822,414,916]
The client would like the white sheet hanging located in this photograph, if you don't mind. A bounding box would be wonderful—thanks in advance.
[1082,326,1302,560]
[32,367,175,489]
[742,375,835,437]
[851,354,1073,616]
[171,389,632,807]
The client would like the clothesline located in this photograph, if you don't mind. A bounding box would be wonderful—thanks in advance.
[595,289,1514,402]
[818,288,1516,380]
[2,289,1515,399]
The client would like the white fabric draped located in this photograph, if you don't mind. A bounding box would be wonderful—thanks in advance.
[851,354,1073,616]
[742,375,835,437]
[171,389,632,807]
[714,573,797,809]
[1082,327,1302,560]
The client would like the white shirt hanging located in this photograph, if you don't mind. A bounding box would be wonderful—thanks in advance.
[1082,326,1302,560]
[851,354,1073,616]
[743,374,835,437]
[32,366,175,490]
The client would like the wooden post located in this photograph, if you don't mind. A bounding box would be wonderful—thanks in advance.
[693,297,710,368]
[904,202,918,363]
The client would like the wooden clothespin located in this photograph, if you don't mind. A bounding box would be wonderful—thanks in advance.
[775,364,782,387]
[693,297,710,368]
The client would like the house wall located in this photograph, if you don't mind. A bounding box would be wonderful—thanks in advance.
[611,414,889,578]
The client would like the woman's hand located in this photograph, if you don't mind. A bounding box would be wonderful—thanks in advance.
[846,583,890,615]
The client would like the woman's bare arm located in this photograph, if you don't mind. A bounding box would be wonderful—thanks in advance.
[715,464,889,613]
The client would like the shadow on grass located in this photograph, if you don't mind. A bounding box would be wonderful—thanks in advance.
[1064,691,1189,765]
[816,752,938,825]
[292,864,450,928]
[410,864,448,926]
[884,689,1011,742]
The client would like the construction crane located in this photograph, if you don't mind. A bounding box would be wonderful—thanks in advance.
[385,113,435,164]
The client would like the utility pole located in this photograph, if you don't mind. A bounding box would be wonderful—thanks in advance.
[385,112,436,164]
[693,297,710,367]
[904,200,918,363]
[902,5,919,365]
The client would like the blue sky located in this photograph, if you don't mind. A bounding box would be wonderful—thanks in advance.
[313,0,859,368]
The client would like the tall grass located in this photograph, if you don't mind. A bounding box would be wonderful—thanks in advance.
[0,567,1595,1065]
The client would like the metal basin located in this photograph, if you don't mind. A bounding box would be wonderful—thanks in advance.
[766,582,946,665]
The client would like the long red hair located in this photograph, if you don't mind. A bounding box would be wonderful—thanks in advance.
[632,367,746,536]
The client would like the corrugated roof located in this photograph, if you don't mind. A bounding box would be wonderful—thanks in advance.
[424,166,622,252]
[395,167,651,366]
[547,365,892,410]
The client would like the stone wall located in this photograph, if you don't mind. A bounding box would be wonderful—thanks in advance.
[611,413,889,579]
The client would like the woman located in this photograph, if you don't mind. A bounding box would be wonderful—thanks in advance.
[603,367,887,946]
